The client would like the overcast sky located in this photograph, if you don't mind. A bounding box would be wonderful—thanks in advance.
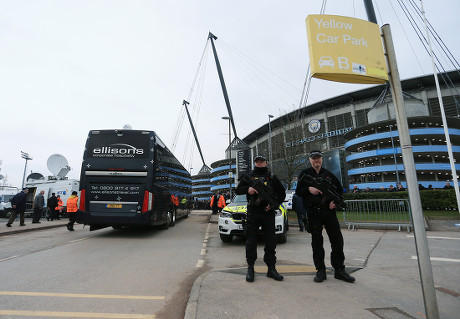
[1,0,459,189]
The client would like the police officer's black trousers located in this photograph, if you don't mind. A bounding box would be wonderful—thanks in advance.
[308,208,345,271]
[245,209,277,267]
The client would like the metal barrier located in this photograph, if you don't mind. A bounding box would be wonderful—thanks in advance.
[343,199,412,232]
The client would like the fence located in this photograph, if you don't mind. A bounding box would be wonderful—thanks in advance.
[343,199,413,232]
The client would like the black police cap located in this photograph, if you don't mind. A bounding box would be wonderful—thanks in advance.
[309,150,323,158]
[254,155,268,162]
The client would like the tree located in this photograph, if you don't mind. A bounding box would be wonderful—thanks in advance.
[271,110,309,189]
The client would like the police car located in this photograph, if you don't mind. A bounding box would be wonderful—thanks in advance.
[218,194,288,244]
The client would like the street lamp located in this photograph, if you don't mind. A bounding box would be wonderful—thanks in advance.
[222,116,232,199]
[388,125,400,186]
[21,151,32,189]
[268,114,274,165]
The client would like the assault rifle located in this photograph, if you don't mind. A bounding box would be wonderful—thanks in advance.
[299,174,346,210]
[238,173,279,209]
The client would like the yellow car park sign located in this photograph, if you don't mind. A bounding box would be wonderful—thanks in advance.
[306,14,388,84]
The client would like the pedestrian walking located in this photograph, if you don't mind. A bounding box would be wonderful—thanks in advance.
[6,188,29,227]
[236,155,286,282]
[296,150,355,283]
[47,193,58,221]
[32,190,45,223]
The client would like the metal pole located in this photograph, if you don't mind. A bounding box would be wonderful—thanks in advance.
[268,115,274,165]
[363,0,378,24]
[382,24,439,319]
[21,159,28,190]
[229,118,232,199]
[420,0,460,213]
[20,151,32,189]
[222,116,232,199]
[389,124,400,186]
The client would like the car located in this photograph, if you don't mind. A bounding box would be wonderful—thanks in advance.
[0,192,15,218]
[218,194,288,244]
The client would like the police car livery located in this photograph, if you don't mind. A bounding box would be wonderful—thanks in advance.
[218,194,288,243]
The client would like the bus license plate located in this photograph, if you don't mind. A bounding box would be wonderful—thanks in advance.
[107,204,122,208]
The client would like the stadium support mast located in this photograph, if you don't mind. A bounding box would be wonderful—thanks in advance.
[182,100,210,171]
[208,32,238,139]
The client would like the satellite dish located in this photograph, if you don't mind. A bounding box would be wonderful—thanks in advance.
[27,173,45,182]
[47,154,70,178]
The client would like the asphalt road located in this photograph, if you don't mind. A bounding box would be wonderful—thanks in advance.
[0,211,211,319]
[1,212,460,319]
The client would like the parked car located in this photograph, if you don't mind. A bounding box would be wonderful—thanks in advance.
[0,193,15,218]
[218,194,288,244]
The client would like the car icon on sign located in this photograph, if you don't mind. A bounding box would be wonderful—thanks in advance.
[319,56,334,68]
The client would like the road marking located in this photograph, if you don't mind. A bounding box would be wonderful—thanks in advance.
[196,260,205,267]
[0,291,165,300]
[0,310,154,318]
[407,235,460,240]
[200,249,206,256]
[411,256,460,263]
[0,256,18,262]
[69,236,93,243]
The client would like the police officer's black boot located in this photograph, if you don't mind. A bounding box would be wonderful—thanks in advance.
[314,269,327,283]
[334,268,355,283]
[267,266,284,281]
[246,265,255,282]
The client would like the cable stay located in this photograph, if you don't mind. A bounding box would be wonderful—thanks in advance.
[395,0,460,115]
[170,40,210,154]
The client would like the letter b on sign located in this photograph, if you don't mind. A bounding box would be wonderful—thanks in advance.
[338,57,349,69]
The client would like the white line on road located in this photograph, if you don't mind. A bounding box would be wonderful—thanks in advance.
[196,260,205,267]
[411,256,460,263]
[407,235,460,240]
[0,310,155,318]
[69,236,93,243]
[0,256,18,262]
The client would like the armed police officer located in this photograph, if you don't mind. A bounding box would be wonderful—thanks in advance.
[236,155,286,282]
[296,150,355,283]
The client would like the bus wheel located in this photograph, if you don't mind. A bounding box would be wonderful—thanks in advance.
[170,209,176,227]
[161,212,171,230]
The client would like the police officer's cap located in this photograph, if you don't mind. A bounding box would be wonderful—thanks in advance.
[254,155,268,162]
[309,150,323,158]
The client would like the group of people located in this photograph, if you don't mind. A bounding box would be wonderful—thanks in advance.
[5,189,79,231]
[236,151,355,284]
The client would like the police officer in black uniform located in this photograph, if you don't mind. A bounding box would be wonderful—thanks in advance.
[296,150,355,283]
[236,155,286,282]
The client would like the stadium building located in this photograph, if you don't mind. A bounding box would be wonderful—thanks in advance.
[191,70,459,199]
